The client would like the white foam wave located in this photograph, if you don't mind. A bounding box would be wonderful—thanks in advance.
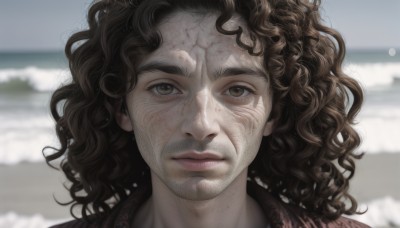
[344,62,400,89]
[0,212,69,228]
[0,129,57,165]
[0,67,70,92]
[0,63,400,165]
[348,197,400,227]
[0,112,57,165]
[0,114,53,129]
[0,106,399,165]
[0,63,399,93]
[356,106,400,154]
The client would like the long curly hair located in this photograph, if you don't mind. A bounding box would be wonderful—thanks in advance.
[44,0,364,222]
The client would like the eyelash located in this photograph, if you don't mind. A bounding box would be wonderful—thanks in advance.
[148,83,181,96]
[224,85,255,98]
[147,83,255,99]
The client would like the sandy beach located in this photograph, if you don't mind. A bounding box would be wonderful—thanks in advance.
[1,153,400,221]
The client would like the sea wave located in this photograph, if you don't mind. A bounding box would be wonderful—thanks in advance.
[1,197,399,227]
[348,196,400,227]
[0,128,57,165]
[1,111,400,165]
[344,62,400,89]
[0,67,70,92]
[356,106,400,154]
[0,63,400,165]
[0,63,399,93]
[0,212,69,228]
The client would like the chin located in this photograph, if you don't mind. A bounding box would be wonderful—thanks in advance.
[168,177,228,201]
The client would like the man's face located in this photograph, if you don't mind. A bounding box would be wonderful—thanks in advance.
[118,11,274,200]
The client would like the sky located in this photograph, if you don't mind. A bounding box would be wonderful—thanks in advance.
[0,0,399,51]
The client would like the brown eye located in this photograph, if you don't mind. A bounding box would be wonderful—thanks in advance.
[227,86,249,97]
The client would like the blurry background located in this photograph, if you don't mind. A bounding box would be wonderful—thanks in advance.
[1,0,399,227]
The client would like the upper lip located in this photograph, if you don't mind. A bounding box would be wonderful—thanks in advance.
[172,152,224,160]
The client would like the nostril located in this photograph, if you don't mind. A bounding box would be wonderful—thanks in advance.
[208,133,217,139]
[184,131,217,141]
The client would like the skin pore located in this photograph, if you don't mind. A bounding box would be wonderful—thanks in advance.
[117,11,274,228]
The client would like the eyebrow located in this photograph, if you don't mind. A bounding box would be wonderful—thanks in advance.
[137,61,268,81]
[137,61,188,77]
[215,67,267,80]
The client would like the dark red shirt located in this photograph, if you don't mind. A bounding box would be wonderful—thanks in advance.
[51,182,370,228]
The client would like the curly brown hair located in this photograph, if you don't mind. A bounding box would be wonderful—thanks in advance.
[44,0,364,222]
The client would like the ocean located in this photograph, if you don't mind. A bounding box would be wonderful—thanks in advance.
[0,50,400,227]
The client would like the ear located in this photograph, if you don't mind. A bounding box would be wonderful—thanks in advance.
[263,118,275,136]
[115,102,133,132]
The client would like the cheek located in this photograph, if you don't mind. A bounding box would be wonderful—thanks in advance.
[223,102,269,156]
[130,100,178,152]
[230,105,268,136]
[131,95,175,130]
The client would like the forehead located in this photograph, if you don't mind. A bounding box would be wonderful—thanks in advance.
[159,11,247,50]
[139,11,264,73]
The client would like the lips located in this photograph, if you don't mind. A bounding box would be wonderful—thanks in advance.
[172,152,225,171]
[172,152,223,160]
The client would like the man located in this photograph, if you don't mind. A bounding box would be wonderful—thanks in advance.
[46,0,369,227]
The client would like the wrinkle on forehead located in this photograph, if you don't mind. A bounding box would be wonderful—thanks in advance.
[142,11,264,77]
[160,11,252,51]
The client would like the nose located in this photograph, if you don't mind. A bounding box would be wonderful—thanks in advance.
[181,89,220,141]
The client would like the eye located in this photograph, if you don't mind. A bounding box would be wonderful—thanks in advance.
[149,83,180,95]
[225,86,252,97]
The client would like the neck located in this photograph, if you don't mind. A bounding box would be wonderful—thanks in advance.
[133,170,267,228]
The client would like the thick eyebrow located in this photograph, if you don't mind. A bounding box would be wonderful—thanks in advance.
[214,67,267,81]
[137,61,189,77]
[137,61,268,81]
